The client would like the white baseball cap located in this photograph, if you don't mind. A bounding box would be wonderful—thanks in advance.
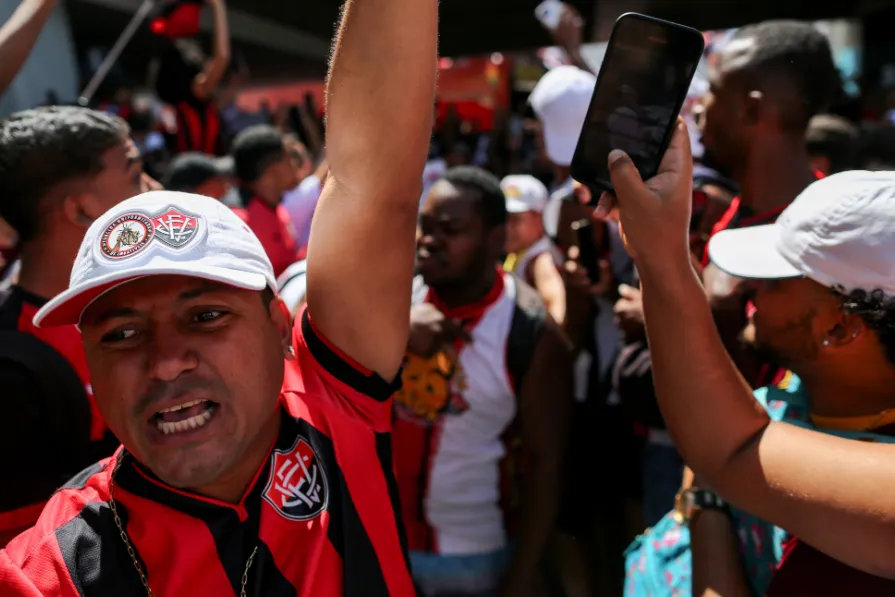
[708,171,895,296]
[529,66,596,167]
[501,175,549,214]
[34,190,277,328]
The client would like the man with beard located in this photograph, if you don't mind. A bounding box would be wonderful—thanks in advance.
[395,166,572,597]
[599,119,895,595]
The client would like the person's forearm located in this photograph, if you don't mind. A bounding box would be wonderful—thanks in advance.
[0,0,58,96]
[210,0,230,64]
[505,459,560,581]
[636,257,770,479]
[193,0,230,98]
[691,510,754,597]
[325,0,437,199]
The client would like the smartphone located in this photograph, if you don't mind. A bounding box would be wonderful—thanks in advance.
[535,0,563,30]
[570,13,704,196]
[571,219,600,283]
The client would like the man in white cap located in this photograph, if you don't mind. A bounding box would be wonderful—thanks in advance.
[0,0,436,592]
[529,65,595,211]
[602,118,895,594]
[501,174,565,323]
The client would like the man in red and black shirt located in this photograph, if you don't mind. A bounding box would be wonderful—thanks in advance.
[0,106,154,542]
[230,125,302,277]
[0,0,436,591]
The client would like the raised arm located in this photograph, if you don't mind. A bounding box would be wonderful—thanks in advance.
[602,121,895,580]
[0,0,58,96]
[306,0,437,381]
[191,0,230,100]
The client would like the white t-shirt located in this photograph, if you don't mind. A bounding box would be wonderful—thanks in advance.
[277,260,308,314]
[282,175,323,249]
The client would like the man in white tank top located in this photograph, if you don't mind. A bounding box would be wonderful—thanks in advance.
[500,175,567,325]
[397,166,573,597]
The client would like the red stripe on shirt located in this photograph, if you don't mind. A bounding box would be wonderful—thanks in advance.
[121,488,236,596]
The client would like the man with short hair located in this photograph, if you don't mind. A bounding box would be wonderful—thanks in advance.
[0,0,434,592]
[0,0,435,592]
[231,124,301,276]
[163,151,233,199]
[0,105,152,543]
[699,20,839,386]
[399,166,572,597]
[501,174,565,323]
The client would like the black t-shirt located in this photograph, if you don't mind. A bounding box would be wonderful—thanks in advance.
[0,287,118,538]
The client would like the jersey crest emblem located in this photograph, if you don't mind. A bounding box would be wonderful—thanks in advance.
[263,436,328,521]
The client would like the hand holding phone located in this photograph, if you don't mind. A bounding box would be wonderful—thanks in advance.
[570,13,704,197]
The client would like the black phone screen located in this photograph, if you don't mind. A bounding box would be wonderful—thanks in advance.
[571,14,704,192]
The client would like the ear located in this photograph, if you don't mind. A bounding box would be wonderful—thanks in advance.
[268,294,296,360]
[821,311,864,350]
[62,194,95,231]
[743,90,763,126]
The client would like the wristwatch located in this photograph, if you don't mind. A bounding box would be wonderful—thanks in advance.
[673,488,729,524]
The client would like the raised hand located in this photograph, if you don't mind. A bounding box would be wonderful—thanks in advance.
[595,118,694,273]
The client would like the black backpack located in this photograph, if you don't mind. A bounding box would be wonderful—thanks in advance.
[411,274,546,397]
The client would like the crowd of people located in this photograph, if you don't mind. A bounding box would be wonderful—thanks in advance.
[3,0,895,596]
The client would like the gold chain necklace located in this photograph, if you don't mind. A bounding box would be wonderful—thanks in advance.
[108,453,259,597]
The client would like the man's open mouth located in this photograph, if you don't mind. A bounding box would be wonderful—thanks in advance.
[151,399,218,435]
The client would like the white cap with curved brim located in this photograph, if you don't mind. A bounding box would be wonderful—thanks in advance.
[34,190,277,328]
[529,65,596,167]
[501,174,550,214]
[708,170,895,296]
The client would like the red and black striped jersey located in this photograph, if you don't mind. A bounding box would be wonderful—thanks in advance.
[0,307,414,597]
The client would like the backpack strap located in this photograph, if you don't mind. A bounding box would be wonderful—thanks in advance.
[506,275,547,398]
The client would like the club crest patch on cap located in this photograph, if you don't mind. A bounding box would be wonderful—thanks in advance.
[100,213,154,259]
[98,206,203,261]
[263,436,328,521]
[504,186,522,198]
[151,207,201,249]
